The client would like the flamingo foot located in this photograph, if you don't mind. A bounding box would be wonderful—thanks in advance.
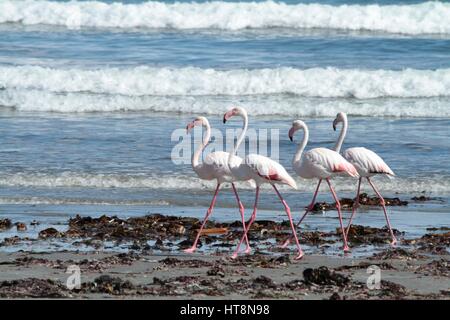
[244,247,251,255]
[294,251,305,260]
[280,239,291,249]
[230,252,239,260]
[183,247,196,254]
[343,245,351,253]
[390,238,398,247]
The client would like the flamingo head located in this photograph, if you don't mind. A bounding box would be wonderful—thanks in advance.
[333,112,347,131]
[288,120,306,142]
[223,106,247,123]
[186,116,208,134]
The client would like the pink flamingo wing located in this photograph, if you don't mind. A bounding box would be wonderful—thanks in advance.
[246,154,297,188]
[344,147,394,176]
[305,148,358,177]
[333,161,359,177]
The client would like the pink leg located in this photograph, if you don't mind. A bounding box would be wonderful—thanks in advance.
[345,177,362,238]
[231,187,259,259]
[184,183,221,253]
[281,179,322,248]
[326,178,350,253]
[273,185,304,260]
[231,183,251,254]
[367,177,397,246]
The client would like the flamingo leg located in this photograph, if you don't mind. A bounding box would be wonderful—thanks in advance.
[231,187,259,259]
[184,183,221,254]
[231,183,251,254]
[367,177,397,246]
[326,178,350,253]
[281,179,322,248]
[273,185,304,260]
[345,177,362,238]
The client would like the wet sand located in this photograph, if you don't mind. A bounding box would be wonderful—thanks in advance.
[0,250,448,299]
[0,211,448,299]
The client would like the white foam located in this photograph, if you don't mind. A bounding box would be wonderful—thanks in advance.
[2,65,450,98]
[0,172,200,189]
[2,88,450,117]
[0,90,450,118]
[0,172,449,195]
[0,197,170,206]
[0,1,449,34]
[2,65,450,117]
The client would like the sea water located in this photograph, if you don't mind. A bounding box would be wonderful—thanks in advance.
[0,0,449,252]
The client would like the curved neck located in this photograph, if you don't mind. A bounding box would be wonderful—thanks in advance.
[192,123,211,168]
[230,113,248,157]
[334,117,348,153]
[293,125,309,164]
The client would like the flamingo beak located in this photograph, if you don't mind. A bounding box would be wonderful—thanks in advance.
[333,119,338,131]
[288,127,295,142]
[186,121,195,134]
[223,110,234,124]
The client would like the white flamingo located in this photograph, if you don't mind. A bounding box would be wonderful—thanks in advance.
[223,107,304,260]
[184,116,251,253]
[333,112,397,245]
[284,120,360,253]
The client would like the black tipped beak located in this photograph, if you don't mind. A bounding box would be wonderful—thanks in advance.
[288,127,296,142]
[332,120,337,131]
[186,121,195,134]
[223,116,227,124]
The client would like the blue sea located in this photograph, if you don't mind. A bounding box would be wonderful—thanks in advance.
[0,0,449,254]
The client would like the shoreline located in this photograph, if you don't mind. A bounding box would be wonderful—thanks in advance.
[0,250,448,299]
[0,212,448,299]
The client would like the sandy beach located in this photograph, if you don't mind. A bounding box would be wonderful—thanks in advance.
[1,0,450,303]
[0,212,448,300]
[0,250,448,300]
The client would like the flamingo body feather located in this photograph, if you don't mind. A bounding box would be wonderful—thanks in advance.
[194,151,234,183]
[245,154,297,189]
[294,147,359,179]
[343,147,395,177]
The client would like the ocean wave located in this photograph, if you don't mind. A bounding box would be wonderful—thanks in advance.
[0,1,449,34]
[0,172,210,190]
[0,197,170,206]
[2,88,450,117]
[2,65,450,99]
[0,172,449,194]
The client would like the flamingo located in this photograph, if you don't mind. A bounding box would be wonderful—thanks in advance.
[223,107,304,260]
[332,112,397,245]
[283,120,360,253]
[183,116,251,253]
